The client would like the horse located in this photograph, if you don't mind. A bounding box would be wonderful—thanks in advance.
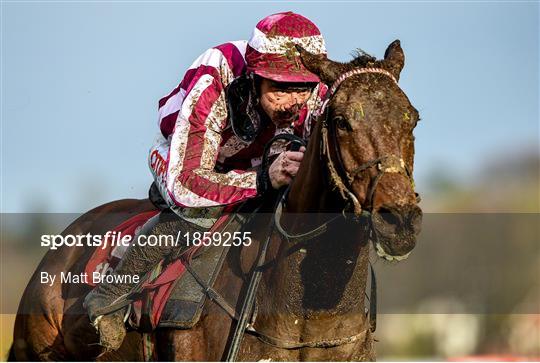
[11,40,422,361]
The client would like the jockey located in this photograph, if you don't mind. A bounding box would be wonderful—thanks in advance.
[84,11,327,351]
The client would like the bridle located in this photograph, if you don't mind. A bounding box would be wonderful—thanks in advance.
[274,67,415,243]
[321,67,413,215]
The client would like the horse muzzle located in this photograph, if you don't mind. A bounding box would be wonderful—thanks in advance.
[370,204,422,260]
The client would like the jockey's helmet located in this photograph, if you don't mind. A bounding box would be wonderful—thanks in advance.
[246,12,327,83]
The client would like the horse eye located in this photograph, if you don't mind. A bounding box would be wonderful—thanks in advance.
[334,116,351,131]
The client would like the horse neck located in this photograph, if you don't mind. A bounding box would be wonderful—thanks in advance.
[255,120,371,342]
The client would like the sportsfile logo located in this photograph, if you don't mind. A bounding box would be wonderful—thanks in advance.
[40,231,253,250]
[41,231,135,250]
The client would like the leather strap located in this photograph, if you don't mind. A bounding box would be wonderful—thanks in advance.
[248,325,369,350]
[183,263,239,321]
[226,209,276,361]
[369,263,377,332]
[273,193,342,244]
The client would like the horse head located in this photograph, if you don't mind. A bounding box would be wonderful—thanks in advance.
[297,40,422,260]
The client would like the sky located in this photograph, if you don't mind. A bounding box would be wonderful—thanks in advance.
[1,1,538,213]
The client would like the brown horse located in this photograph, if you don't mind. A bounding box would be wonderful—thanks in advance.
[11,40,421,361]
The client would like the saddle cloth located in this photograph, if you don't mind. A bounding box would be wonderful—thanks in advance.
[84,209,245,330]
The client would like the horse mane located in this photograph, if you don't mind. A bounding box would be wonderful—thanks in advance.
[350,49,379,68]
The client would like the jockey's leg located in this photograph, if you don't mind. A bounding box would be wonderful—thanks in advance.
[83,209,195,351]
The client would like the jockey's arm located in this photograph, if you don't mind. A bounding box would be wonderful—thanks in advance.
[150,43,325,209]
[164,75,259,208]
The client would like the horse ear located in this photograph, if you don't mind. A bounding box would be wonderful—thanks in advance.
[295,45,343,85]
[383,40,405,82]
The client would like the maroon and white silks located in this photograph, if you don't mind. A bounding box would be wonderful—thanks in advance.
[149,12,327,208]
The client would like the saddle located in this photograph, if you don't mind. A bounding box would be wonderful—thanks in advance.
[133,211,246,332]
[84,207,248,333]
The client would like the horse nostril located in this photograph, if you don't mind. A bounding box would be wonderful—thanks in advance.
[372,207,401,235]
[377,207,401,227]
[373,205,422,236]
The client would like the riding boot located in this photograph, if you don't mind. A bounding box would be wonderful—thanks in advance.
[83,209,185,351]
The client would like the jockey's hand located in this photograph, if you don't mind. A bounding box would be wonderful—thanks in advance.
[269,146,306,189]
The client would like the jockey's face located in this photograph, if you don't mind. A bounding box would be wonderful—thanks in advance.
[258,78,316,128]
